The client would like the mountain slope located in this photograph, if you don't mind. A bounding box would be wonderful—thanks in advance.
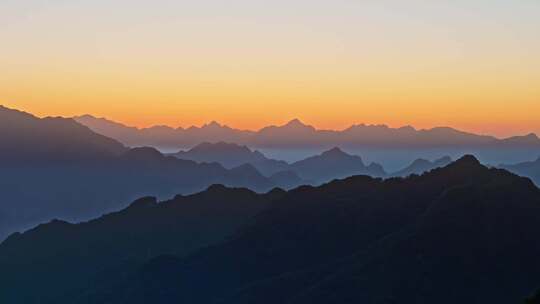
[1,105,127,163]
[173,142,290,176]
[392,156,452,177]
[290,147,387,183]
[0,107,281,241]
[2,156,539,303]
[500,157,540,185]
[0,186,285,303]
[126,156,540,304]
[174,142,268,168]
[173,143,387,185]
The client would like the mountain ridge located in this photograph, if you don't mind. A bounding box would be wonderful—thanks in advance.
[0,106,297,241]
[173,142,387,184]
[74,114,540,150]
[2,155,540,303]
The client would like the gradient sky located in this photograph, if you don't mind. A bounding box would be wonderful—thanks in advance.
[1,0,539,137]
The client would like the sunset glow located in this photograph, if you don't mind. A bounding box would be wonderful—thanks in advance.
[1,0,539,137]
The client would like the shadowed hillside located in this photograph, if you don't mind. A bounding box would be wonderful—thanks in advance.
[501,157,540,186]
[2,156,540,304]
[0,106,284,241]
[1,105,127,163]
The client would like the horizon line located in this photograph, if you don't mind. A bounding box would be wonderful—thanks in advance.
[2,104,537,140]
[72,112,538,140]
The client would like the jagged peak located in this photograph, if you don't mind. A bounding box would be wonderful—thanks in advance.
[285,118,305,127]
[321,147,347,156]
[75,114,97,120]
[200,121,224,129]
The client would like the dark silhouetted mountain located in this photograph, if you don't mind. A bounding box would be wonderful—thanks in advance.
[75,115,540,151]
[392,156,453,177]
[226,164,275,190]
[500,156,540,185]
[0,186,285,303]
[290,147,387,183]
[268,170,304,189]
[0,106,285,241]
[2,156,537,303]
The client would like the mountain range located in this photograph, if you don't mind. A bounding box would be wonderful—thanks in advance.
[1,156,540,303]
[172,137,540,184]
[75,114,540,151]
[4,104,536,245]
[173,143,387,183]
[391,156,453,177]
[0,105,469,241]
[0,106,282,241]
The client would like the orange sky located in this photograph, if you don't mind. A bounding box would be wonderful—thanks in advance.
[1,1,539,138]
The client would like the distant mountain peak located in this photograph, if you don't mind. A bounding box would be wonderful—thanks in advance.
[202,121,224,129]
[398,125,416,132]
[321,147,347,156]
[71,108,540,150]
[75,114,97,120]
[452,154,482,167]
[230,163,262,176]
[280,118,316,131]
[285,118,305,126]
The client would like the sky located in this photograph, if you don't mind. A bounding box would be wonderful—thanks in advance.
[0,0,539,137]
